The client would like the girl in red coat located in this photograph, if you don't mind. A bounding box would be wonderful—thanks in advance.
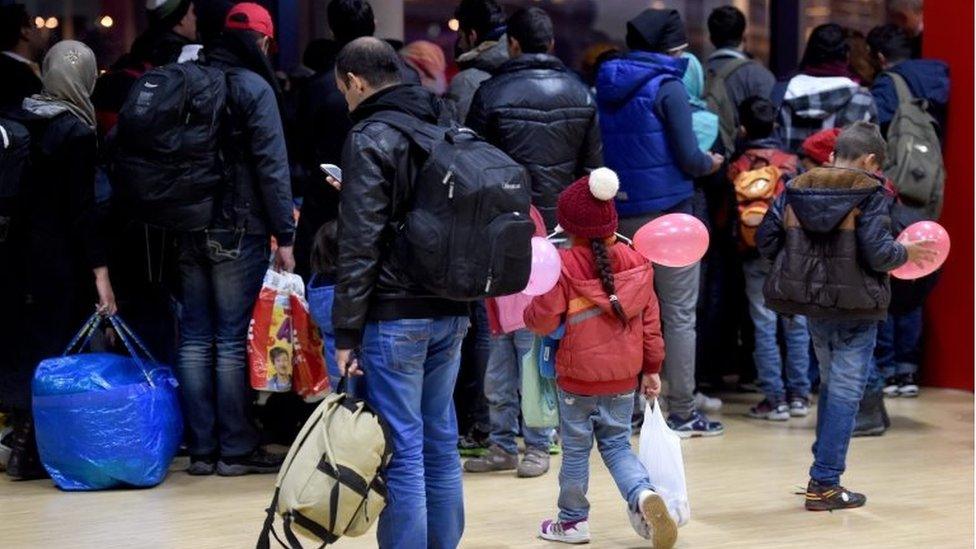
[525,168,677,548]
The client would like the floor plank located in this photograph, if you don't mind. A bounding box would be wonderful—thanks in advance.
[1,389,971,548]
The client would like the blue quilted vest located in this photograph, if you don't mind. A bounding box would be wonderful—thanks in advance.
[596,52,691,216]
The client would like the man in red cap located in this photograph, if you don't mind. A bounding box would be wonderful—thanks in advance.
[174,1,296,478]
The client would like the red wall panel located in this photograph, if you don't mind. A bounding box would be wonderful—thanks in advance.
[921,1,974,391]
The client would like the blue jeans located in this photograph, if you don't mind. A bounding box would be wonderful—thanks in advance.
[176,231,268,458]
[743,259,811,401]
[808,319,877,485]
[557,389,652,522]
[305,276,342,391]
[362,316,469,549]
[486,329,554,454]
[875,307,923,378]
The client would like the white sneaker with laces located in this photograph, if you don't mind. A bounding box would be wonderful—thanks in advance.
[539,518,590,544]
[629,490,678,548]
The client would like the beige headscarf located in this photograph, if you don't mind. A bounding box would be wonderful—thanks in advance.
[22,40,97,130]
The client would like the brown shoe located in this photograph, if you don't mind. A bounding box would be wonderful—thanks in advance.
[464,444,517,473]
[805,479,866,511]
[516,447,550,478]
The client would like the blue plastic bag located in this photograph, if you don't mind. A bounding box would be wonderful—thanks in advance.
[539,324,564,380]
[32,315,183,491]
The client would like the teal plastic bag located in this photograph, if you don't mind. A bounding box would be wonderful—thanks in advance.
[521,335,559,428]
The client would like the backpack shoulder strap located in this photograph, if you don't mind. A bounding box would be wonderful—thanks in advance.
[714,57,753,81]
[368,110,440,151]
[884,71,914,105]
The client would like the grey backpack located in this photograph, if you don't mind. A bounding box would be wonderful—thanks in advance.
[882,72,945,220]
[704,57,752,153]
[256,388,392,548]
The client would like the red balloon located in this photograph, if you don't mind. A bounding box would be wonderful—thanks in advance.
[890,221,950,280]
[633,214,709,268]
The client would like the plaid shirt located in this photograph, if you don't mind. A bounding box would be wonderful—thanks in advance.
[778,84,878,154]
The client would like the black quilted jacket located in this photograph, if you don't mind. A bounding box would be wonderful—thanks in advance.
[465,54,602,230]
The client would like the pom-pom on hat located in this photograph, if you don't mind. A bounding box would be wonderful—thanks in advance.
[556,168,620,239]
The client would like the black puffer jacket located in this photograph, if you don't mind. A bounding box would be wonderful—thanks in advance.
[758,167,907,321]
[333,84,468,348]
[466,54,602,230]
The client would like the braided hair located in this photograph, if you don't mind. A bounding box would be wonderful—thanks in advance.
[590,238,628,327]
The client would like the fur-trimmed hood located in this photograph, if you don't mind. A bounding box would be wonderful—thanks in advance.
[785,166,884,233]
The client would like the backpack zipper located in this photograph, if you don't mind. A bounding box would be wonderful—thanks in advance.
[442,169,455,199]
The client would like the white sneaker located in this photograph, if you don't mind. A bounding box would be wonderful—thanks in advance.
[539,518,590,544]
[630,490,678,548]
[693,391,723,413]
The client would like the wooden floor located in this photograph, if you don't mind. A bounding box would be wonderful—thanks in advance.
[1,389,972,548]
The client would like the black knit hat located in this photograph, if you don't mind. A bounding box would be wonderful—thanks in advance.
[146,0,192,30]
[626,9,688,53]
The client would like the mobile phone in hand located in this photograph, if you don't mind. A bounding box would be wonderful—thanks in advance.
[320,163,342,182]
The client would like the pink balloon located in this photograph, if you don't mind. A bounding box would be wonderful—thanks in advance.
[633,213,710,268]
[522,237,561,296]
[890,221,950,280]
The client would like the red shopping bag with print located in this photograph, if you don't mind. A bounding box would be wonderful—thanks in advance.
[248,270,297,392]
[290,292,329,399]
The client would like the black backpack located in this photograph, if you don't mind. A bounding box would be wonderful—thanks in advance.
[0,116,30,242]
[112,62,228,231]
[372,111,534,301]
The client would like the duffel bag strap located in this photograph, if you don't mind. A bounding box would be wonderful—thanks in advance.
[256,488,296,549]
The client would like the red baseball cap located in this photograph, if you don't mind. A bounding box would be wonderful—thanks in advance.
[225,2,275,39]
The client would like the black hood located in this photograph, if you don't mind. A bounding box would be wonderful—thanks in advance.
[350,83,442,124]
[785,167,884,233]
[206,30,282,98]
[495,53,567,77]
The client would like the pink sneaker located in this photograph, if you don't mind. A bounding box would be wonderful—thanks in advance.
[539,518,590,544]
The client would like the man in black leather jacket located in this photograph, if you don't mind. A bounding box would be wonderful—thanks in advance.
[466,6,602,231]
[332,37,470,549]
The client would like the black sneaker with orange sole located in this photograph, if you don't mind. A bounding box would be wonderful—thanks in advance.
[805,479,867,511]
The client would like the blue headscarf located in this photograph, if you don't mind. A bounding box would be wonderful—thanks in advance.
[681,52,719,152]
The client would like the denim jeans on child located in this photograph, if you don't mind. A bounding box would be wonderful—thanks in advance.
[486,329,555,454]
[455,301,491,435]
[361,316,469,549]
[176,232,268,458]
[305,275,341,390]
[808,319,877,485]
[743,258,811,401]
[619,204,699,419]
[557,389,653,522]
[875,307,923,378]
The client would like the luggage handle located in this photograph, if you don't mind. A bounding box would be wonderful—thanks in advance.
[62,313,158,387]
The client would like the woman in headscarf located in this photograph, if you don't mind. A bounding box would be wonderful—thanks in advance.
[2,40,116,480]
[680,51,720,152]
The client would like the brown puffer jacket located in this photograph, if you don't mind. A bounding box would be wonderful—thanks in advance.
[757,166,908,321]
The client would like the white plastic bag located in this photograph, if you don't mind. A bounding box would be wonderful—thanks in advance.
[638,399,690,526]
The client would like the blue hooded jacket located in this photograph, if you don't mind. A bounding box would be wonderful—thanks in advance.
[597,52,701,216]
[872,59,949,140]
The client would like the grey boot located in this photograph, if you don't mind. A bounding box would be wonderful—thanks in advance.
[853,390,887,437]
[516,446,550,478]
